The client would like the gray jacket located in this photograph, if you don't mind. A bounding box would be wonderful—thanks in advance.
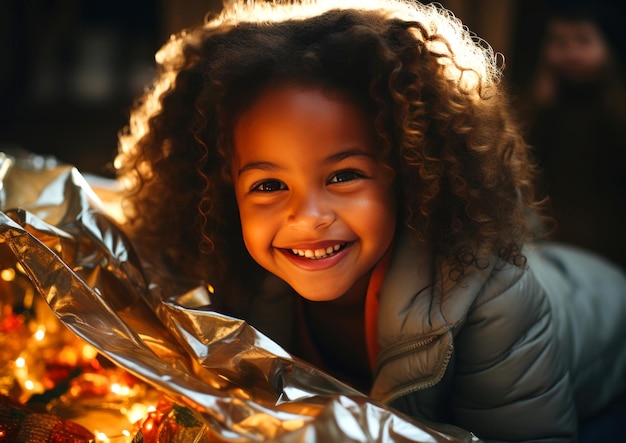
[375,233,626,442]
[249,233,626,442]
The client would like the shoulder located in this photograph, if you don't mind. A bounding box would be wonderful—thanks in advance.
[461,259,549,339]
[451,259,579,441]
[455,259,551,371]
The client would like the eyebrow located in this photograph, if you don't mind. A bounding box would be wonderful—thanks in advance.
[237,148,375,177]
[325,148,374,163]
[237,161,282,177]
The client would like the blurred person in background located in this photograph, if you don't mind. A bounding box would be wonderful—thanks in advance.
[524,2,626,271]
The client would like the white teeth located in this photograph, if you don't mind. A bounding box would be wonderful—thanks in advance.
[291,243,345,259]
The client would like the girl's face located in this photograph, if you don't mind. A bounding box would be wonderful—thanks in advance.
[232,86,397,302]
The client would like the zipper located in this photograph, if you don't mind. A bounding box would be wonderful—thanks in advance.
[376,334,454,405]
[375,335,438,373]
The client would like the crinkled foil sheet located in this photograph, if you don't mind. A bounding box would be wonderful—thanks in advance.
[0,151,481,442]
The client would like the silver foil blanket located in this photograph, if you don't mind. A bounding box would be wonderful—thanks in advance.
[0,151,481,442]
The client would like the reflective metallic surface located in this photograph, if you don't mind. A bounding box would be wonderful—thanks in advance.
[0,151,481,442]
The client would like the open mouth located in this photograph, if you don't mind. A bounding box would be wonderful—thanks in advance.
[288,242,348,260]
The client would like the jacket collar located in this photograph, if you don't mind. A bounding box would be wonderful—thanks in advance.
[372,230,495,402]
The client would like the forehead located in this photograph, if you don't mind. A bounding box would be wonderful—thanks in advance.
[233,85,379,159]
[548,19,604,41]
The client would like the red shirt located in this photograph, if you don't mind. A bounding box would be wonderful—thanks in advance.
[294,250,392,390]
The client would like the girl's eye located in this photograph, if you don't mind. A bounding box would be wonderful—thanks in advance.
[328,170,362,184]
[251,180,287,193]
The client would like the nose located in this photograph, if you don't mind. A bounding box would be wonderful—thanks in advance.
[287,189,335,230]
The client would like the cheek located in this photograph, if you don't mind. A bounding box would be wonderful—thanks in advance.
[238,207,259,246]
[376,186,398,241]
[350,185,397,238]
[238,205,275,257]
[234,188,263,252]
[375,179,397,216]
[374,198,397,240]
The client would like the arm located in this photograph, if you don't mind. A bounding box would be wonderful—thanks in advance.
[451,266,577,443]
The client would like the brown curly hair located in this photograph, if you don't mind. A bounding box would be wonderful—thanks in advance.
[115,0,546,302]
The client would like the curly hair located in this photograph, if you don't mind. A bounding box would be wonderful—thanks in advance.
[115,0,546,301]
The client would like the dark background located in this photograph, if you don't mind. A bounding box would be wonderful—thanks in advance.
[1,0,624,177]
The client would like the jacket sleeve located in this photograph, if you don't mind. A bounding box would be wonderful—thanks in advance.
[451,266,577,443]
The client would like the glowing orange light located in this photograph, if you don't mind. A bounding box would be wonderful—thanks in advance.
[126,403,149,424]
[82,344,98,360]
[1,268,15,281]
[34,325,45,341]
[95,431,110,442]
[144,418,154,432]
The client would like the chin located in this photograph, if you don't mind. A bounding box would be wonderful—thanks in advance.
[290,282,345,302]
[299,293,342,302]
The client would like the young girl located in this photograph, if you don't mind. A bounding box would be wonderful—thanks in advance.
[115,1,626,441]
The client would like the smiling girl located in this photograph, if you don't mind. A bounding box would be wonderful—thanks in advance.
[115,1,626,441]
[233,86,396,303]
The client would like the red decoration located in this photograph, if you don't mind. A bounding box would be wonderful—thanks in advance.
[0,395,94,442]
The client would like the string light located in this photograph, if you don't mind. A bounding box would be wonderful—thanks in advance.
[95,431,110,442]
[1,269,179,441]
[82,344,99,359]
[4,311,161,442]
[126,403,150,424]
[34,325,46,341]
[0,268,15,281]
